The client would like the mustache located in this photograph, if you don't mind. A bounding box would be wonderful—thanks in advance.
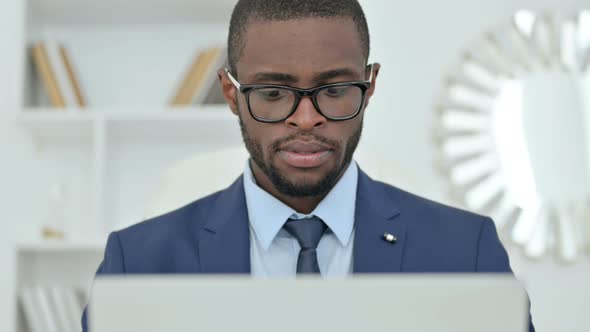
[269,133,339,152]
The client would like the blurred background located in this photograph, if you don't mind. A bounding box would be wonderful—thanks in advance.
[0,0,589,331]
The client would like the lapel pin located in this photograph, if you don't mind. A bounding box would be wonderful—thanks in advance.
[383,232,397,243]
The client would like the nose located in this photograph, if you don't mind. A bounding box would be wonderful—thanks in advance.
[285,96,327,130]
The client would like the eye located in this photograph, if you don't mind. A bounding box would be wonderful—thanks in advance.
[255,88,290,101]
[322,86,349,97]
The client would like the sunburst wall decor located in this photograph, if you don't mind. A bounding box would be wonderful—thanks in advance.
[436,10,590,262]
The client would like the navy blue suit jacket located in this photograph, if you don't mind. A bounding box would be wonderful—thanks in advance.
[82,169,534,331]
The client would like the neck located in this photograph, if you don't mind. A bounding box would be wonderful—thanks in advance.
[249,160,341,214]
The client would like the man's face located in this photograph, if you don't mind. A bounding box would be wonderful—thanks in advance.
[221,17,379,198]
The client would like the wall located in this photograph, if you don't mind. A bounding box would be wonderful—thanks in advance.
[1,1,27,331]
[0,0,588,331]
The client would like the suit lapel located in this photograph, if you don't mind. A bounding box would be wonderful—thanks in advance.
[197,176,251,274]
[353,170,406,273]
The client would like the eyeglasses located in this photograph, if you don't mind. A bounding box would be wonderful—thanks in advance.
[225,64,374,123]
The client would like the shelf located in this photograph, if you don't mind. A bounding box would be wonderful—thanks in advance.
[17,105,239,141]
[16,240,106,253]
[29,0,236,25]
[21,105,233,117]
[106,105,233,121]
[15,240,105,292]
[108,105,240,141]
[17,109,94,141]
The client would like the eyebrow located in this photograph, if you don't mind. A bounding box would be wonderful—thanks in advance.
[313,68,360,83]
[251,67,362,85]
[252,72,298,84]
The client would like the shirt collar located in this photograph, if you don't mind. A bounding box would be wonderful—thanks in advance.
[243,160,358,251]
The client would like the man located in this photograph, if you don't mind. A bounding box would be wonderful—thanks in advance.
[82,0,534,331]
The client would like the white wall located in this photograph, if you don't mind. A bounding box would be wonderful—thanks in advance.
[0,0,588,331]
[359,0,590,331]
[1,1,27,331]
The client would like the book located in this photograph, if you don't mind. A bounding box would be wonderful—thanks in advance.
[44,38,78,107]
[170,49,208,105]
[170,46,227,106]
[19,287,44,332]
[48,286,84,332]
[191,46,227,105]
[48,287,70,332]
[59,45,87,107]
[35,286,59,332]
[62,287,84,332]
[31,43,66,108]
[31,40,86,108]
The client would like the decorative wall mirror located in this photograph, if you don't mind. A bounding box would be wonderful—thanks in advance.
[435,10,590,262]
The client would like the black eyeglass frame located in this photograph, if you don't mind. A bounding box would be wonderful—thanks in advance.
[225,64,374,123]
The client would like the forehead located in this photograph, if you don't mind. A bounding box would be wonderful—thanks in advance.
[236,17,365,78]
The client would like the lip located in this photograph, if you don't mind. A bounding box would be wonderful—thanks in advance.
[277,141,333,168]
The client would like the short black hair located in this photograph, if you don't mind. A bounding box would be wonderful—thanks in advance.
[227,0,370,75]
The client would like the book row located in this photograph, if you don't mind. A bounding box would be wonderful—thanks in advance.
[19,286,87,332]
[31,40,226,108]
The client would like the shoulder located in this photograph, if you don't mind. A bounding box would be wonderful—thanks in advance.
[103,176,245,272]
[115,188,224,242]
[371,178,495,254]
[110,181,233,259]
[373,180,505,270]
[376,179,490,227]
[101,187,230,272]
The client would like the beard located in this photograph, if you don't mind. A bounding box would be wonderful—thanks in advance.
[238,111,363,198]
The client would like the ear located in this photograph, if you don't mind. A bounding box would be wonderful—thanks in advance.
[217,68,239,116]
[364,63,381,109]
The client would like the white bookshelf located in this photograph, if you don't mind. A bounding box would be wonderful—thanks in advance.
[14,0,239,331]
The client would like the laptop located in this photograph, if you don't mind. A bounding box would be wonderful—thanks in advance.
[90,274,528,332]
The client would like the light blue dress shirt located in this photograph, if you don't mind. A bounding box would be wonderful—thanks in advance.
[243,160,358,277]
